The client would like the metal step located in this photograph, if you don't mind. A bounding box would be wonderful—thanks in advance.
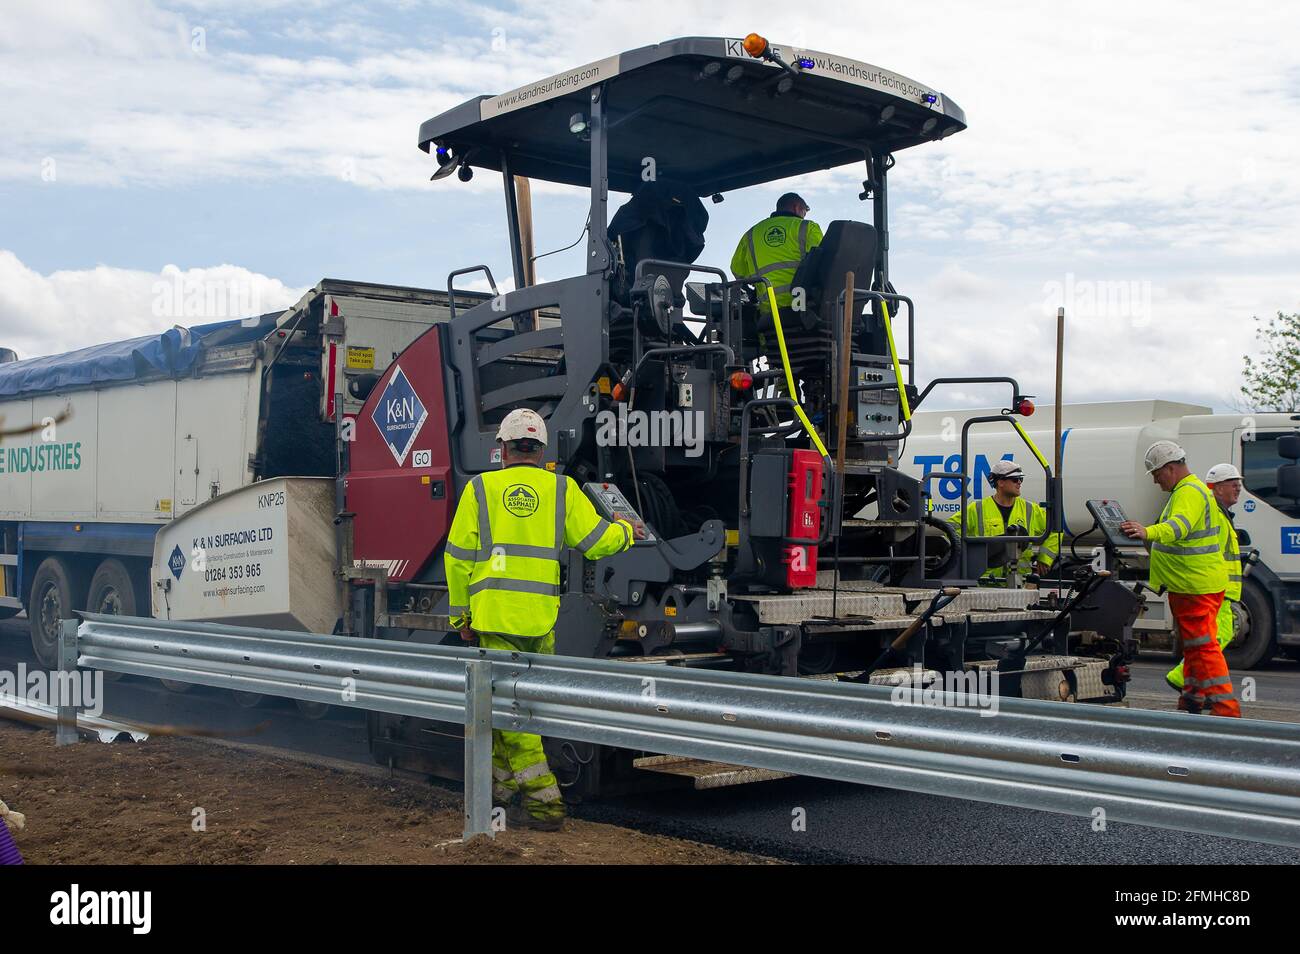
[632,755,794,789]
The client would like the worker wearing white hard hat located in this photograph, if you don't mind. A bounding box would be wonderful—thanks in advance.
[1205,462,1243,487]
[495,407,548,445]
[1167,463,1248,693]
[1122,443,1239,716]
[947,458,1060,583]
[444,406,637,829]
[1142,439,1186,475]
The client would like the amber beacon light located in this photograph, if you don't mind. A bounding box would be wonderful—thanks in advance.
[742,33,768,57]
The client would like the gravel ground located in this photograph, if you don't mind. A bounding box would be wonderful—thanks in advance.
[0,722,776,865]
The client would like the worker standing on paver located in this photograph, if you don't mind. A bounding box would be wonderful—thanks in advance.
[948,459,1060,583]
[444,408,638,829]
[1121,441,1239,717]
[731,192,823,315]
[1165,463,1246,694]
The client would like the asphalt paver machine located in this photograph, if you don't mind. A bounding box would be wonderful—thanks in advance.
[344,35,1137,791]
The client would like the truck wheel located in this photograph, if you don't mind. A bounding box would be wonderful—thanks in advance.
[88,558,138,617]
[86,558,139,682]
[295,699,331,719]
[1225,581,1276,670]
[29,556,88,668]
[797,639,839,675]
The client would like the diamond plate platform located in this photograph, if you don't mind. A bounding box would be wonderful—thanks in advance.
[632,755,794,789]
[736,591,908,624]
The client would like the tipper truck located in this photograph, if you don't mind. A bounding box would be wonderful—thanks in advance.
[0,279,484,669]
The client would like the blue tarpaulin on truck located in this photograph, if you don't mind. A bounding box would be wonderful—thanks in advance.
[0,314,278,398]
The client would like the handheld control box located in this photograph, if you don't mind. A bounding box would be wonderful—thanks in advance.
[582,481,652,543]
[1086,498,1137,549]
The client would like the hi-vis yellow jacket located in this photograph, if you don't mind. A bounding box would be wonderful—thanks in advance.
[730,214,823,311]
[1144,474,1229,596]
[947,495,1061,582]
[445,465,634,639]
[1213,502,1242,602]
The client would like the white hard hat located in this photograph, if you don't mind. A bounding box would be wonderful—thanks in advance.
[987,459,1025,483]
[1144,440,1185,474]
[496,408,548,445]
[1205,462,1242,484]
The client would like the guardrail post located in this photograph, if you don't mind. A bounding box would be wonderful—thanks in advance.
[55,618,79,747]
[463,659,494,840]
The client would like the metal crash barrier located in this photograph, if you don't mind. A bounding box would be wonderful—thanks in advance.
[46,615,1300,847]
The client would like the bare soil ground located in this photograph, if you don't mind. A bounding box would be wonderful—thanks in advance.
[0,723,773,865]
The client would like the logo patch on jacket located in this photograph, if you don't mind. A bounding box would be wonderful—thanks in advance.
[763,224,787,247]
[503,484,539,517]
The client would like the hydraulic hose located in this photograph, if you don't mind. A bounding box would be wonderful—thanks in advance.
[764,285,830,460]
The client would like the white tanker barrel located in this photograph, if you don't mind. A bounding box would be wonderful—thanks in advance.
[903,409,1186,545]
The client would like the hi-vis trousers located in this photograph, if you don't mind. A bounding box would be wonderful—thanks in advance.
[1169,592,1241,718]
[477,630,565,819]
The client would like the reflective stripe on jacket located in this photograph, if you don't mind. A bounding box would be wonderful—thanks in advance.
[1145,475,1229,596]
[730,214,823,309]
[444,465,634,638]
[946,495,1061,582]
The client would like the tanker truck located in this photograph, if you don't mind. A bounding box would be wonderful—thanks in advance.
[902,400,1300,668]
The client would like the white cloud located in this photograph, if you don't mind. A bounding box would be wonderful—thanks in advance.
[906,264,1300,411]
[0,251,306,359]
[0,0,1296,404]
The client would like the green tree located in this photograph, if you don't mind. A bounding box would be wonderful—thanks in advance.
[1241,311,1300,412]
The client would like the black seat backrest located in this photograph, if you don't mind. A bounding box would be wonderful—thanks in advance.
[790,220,878,327]
[608,182,709,306]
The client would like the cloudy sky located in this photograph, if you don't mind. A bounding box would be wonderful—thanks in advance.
[1,0,1297,411]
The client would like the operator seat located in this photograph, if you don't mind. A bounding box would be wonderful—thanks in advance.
[764,218,889,379]
[789,220,884,352]
[607,182,709,308]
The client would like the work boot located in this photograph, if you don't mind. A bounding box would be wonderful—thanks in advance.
[507,803,565,832]
[520,814,565,832]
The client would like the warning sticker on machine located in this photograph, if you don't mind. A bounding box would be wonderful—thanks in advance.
[346,346,375,369]
[371,364,428,466]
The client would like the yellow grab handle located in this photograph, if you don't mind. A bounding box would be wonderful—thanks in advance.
[879,300,911,421]
[764,285,831,460]
[1011,418,1050,470]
